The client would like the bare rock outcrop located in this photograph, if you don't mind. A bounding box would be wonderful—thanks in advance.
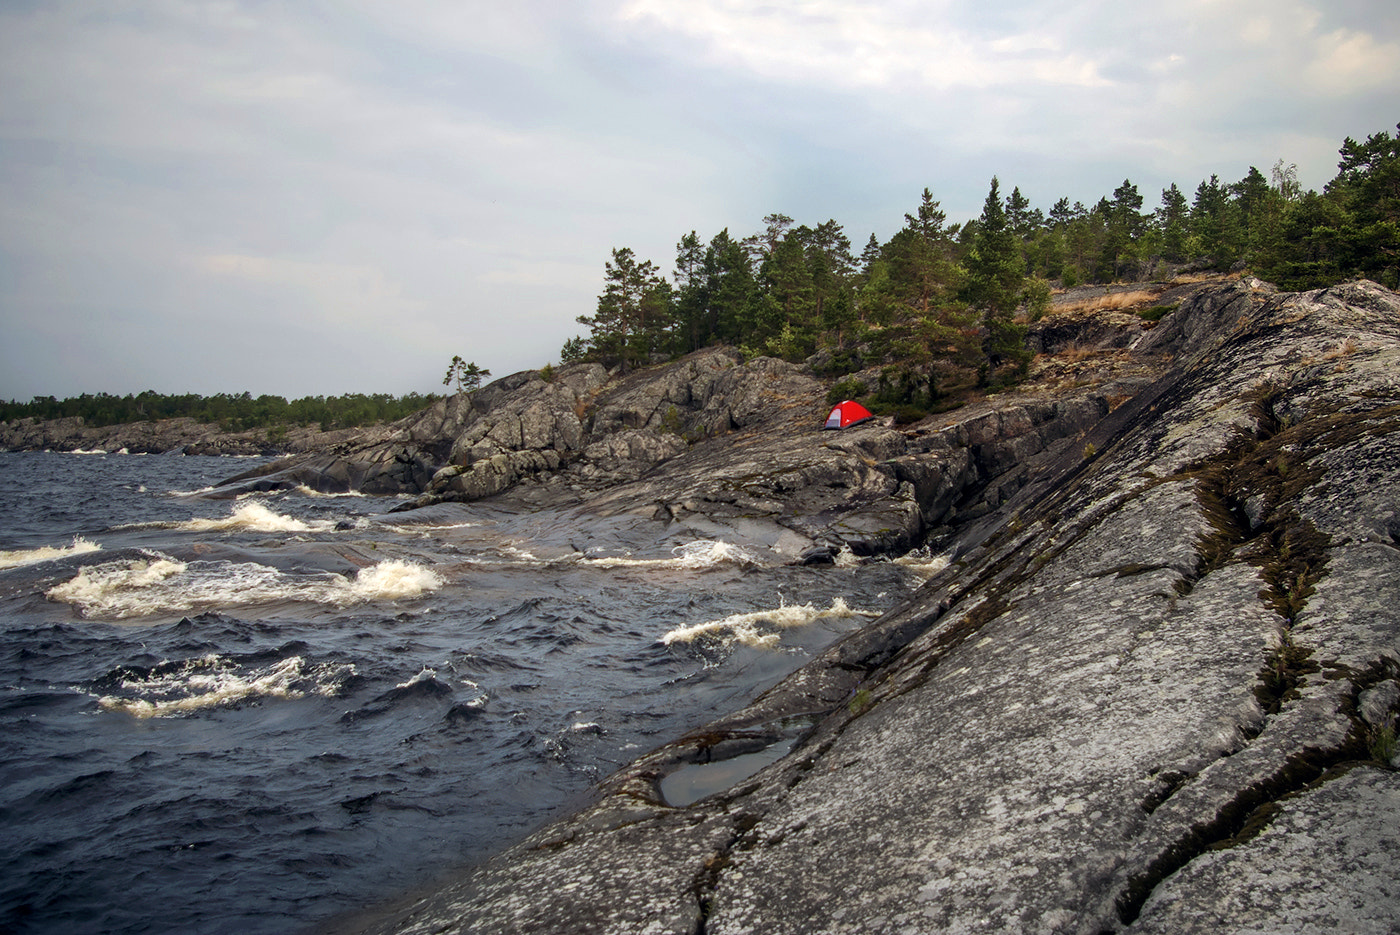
[339,279,1400,935]
[211,342,1137,558]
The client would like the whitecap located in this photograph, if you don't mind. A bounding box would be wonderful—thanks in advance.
[471,545,548,566]
[0,535,103,569]
[893,547,951,581]
[394,666,441,690]
[118,501,334,534]
[96,654,356,718]
[291,484,365,499]
[181,501,327,533]
[45,555,444,619]
[168,485,217,498]
[585,540,763,570]
[381,521,481,535]
[661,596,876,649]
[833,545,861,568]
[344,560,445,602]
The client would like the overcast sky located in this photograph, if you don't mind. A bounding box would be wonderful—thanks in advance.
[1,0,1396,401]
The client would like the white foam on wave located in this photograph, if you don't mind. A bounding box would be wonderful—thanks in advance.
[478,544,548,565]
[394,666,441,690]
[46,555,444,619]
[290,484,365,499]
[381,520,482,536]
[587,540,764,570]
[661,596,876,649]
[182,501,329,533]
[119,501,335,534]
[344,561,446,602]
[893,547,951,581]
[97,653,356,718]
[168,485,217,497]
[0,535,103,569]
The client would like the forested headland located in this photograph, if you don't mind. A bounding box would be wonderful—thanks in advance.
[0,391,440,432]
[565,122,1400,412]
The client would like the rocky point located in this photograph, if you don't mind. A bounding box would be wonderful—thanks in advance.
[315,278,1400,934]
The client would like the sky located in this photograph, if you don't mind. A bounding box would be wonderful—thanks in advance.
[1,0,1397,401]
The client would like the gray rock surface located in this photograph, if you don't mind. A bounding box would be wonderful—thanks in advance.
[210,344,1139,559]
[334,279,1400,935]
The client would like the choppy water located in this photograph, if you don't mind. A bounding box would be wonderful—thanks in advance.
[0,451,941,934]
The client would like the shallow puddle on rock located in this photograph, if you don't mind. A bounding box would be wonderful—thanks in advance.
[660,736,798,807]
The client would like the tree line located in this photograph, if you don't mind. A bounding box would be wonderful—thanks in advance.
[0,390,441,431]
[564,123,1400,407]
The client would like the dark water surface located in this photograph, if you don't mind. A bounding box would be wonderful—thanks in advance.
[0,451,939,934]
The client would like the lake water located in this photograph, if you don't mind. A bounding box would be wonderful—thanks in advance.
[0,450,942,934]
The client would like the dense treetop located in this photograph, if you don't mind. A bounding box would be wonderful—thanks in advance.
[565,122,1400,409]
[0,391,440,431]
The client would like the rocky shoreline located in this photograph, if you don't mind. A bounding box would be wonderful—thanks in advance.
[196,282,1193,556]
[12,278,1400,932]
[318,277,1398,934]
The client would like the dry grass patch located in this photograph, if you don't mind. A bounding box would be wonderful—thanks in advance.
[1056,290,1162,314]
[1169,271,1241,286]
[1322,339,1360,361]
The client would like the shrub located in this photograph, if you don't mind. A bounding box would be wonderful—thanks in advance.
[826,377,867,406]
[1138,303,1178,322]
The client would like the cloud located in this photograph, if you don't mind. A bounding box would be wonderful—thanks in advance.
[1,0,1397,401]
[1305,27,1400,93]
[197,253,418,328]
[615,0,1110,91]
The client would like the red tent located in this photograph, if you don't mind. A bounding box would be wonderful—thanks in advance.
[824,399,875,430]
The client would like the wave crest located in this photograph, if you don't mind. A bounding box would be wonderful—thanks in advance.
[662,596,875,649]
[0,535,103,569]
[585,540,763,570]
[45,556,444,619]
[892,547,951,581]
[96,653,356,718]
[119,501,334,534]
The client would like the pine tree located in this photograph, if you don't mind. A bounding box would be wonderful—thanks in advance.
[961,177,1030,377]
[1096,179,1145,280]
[1329,123,1400,287]
[672,231,708,353]
[1158,183,1190,262]
[1191,175,1245,269]
[575,247,673,369]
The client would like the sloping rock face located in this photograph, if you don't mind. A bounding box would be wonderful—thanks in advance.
[343,279,1400,935]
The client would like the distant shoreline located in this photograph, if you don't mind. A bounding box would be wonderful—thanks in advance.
[0,414,398,457]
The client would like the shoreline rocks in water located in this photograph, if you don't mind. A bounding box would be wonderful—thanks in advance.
[320,278,1400,934]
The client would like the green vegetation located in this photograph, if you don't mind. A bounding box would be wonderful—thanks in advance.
[1371,717,1397,765]
[442,356,490,394]
[563,123,1400,416]
[0,390,441,432]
